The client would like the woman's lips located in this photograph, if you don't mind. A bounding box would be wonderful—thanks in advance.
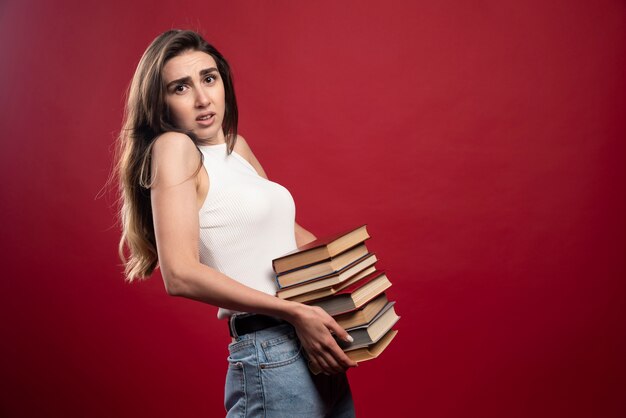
[196,113,215,126]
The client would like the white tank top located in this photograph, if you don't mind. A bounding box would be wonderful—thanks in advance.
[197,143,297,319]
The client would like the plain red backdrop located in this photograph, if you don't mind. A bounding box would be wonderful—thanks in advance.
[0,1,624,417]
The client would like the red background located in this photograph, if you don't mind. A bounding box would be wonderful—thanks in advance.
[1,1,625,417]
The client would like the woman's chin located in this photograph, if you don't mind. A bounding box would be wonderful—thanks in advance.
[195,128,225,144]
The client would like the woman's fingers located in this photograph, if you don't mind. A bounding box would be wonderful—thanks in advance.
[289,303,359,374]
[325,335,353,370]
[321,349,347,374]
[313,330,357,373]
[325,317,354,344]
[309,344,343,375]
[300,335,343,374]
[336,348,358,369]
[320,313,359,369]
[308,355,326,375]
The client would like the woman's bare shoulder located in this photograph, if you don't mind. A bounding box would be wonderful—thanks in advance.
[232,134,268,178]
[233,134,251,157]
[152,132,198,155]
[151,132,201,183]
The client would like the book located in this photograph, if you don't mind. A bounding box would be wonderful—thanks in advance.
[308,271,392,316]
[289,225,400,375]
[339,301,399,351]
[345,328,398,362]
[309,329,399,375]
[276,244,369,288]
[276,253,377,300]
[273,225,370,274]
[334,293,390,330]
[287,265,377,304]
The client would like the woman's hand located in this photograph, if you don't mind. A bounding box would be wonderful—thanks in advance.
[285,303,358,375]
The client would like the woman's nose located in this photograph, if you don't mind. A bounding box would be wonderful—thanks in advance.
[195,88,210,107]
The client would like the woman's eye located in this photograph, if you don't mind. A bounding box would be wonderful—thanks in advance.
[205,74,217,83]
[174,84,187,93]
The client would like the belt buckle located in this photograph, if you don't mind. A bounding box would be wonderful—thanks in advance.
[229,315,239,339]
[229,313,254,339]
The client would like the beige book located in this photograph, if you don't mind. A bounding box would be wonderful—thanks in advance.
[308,328,399,375]
[346,329,398,362]
[276,253,377,300]
[288,265,377,304]
[273,225,369,274]
[334,293,389,329]
[341,302,399,350]
[277,244,369,288]
[310,271,392,316]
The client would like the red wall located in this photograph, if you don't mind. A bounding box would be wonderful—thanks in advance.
[1,1,624,417]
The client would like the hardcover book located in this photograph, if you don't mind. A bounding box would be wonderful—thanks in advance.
[287,266,377,304]
[334,293,390,330]
[276,244,370,288]
[345,329,398,362]
[276,253,377,300]
[340,301,399,351]
[309,271,392,316]
[273,225,370,274]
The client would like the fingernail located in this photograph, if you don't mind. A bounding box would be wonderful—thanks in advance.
[345,335,354,343]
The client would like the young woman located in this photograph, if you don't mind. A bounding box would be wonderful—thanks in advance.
[115,29,357,417]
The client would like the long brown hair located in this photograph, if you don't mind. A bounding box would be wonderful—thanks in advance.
[115,30,238,281]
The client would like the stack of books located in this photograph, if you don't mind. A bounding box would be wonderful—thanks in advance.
[272,225,399,366]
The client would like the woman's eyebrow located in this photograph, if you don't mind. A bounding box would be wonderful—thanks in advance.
[199,67,218,76]
[165,76,191,89]
[165,67,218,89]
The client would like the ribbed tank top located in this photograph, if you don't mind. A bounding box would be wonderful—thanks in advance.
[197,143,297,319]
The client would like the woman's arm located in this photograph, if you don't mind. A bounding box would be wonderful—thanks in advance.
[295,222,316,247]
[150,132,356,374]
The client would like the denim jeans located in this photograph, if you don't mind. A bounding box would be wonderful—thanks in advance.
[224,322,355,417]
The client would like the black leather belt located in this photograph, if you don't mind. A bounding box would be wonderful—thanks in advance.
[229,314,286,338]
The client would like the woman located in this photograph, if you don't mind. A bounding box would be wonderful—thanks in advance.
[115,29,357,417]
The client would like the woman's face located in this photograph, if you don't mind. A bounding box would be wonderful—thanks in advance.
[163,50,226,144]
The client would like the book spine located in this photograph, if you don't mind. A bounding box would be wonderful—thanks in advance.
[273,273,281,289]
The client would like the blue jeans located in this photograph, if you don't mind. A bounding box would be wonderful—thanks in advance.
[224,322,355,417]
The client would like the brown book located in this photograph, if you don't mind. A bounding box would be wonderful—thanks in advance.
[273,225,370,274]
[287,266,377,304]
[340,301,399,351]
[334,293,390,329]
[276,253,377,300]
[345,329,398,362]
[276,244,369,288]
[309,271,392,316]
[309,329,399,374]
